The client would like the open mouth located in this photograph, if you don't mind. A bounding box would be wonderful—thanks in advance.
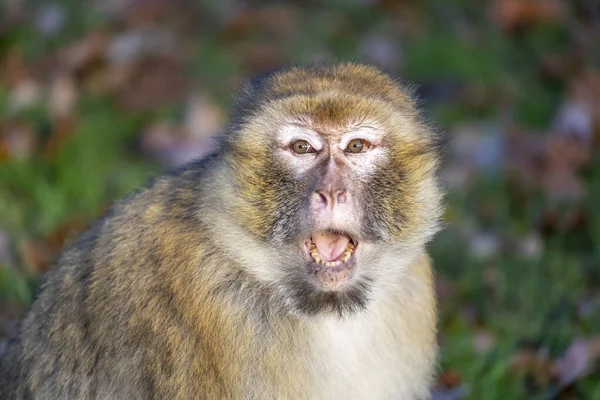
[308,232,356,265]
[303,231,358,290]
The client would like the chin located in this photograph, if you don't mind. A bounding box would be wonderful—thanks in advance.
[279,269,374,318]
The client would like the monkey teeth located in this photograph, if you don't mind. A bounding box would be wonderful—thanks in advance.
[309,241,355,266]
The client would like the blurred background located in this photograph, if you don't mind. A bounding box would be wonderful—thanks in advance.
[0,0,599,398]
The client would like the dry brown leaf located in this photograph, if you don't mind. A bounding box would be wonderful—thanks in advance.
[1,51,34,87]
[20,219,88,274]
[504,129,546,190]
[20,240,56,275]
[492,0,564,31]
[439,369,462,388]
[60,31,109,74]
[224,5,300,39]
[504,84,595,203]
[234,42,286,76]
[542,131,590,202]
[0,122,37,162]
[542,165,585,203]
[114,56,186,110]
[118,0,202,32]
[538,206,588,237]
[509,347,555,389]
[547,134,591,169]
[43,116,79,159]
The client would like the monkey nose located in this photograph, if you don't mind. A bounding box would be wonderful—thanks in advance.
[312,189,348,211]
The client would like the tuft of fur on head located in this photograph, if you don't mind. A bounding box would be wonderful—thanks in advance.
[207,62,444,317]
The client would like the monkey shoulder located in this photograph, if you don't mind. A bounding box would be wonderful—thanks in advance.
[0,158,226,399]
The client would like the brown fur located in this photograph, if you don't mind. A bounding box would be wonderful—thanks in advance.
[0,63,443,399]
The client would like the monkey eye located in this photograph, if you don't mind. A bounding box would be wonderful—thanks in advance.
[291,140,315,154]
[345,139,370,153]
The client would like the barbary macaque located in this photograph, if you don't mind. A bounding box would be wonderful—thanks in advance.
[0,63,444,399]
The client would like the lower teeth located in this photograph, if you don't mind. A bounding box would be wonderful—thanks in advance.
[310,242,354,265]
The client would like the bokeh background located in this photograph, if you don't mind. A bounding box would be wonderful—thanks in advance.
[1,0,599,398]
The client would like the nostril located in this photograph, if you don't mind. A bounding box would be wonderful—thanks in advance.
[314,192,328,205]
[337,191,347,204]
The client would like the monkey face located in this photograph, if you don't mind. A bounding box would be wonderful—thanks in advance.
[225,64,443,317]
[276,121,387,289]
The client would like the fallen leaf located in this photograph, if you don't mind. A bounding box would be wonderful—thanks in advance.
[439,369,462,388]
[1,51,34,87]
[43,116,79,159]
[60,31,109,74]
[509,346,555,390]
[542,165,585,204]
[504,129,546,190]
[20,239,56,275]
[20,218,88,274]
[0,122,37,162]
[114,56,186,110]
[117,0,202,32]
[223,5,300,39]
[234,41,287,76]
[492,0,564,31]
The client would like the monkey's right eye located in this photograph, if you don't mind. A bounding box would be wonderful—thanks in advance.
[291,140,315,154]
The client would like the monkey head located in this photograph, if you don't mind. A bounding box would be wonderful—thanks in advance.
[217,63,443,317]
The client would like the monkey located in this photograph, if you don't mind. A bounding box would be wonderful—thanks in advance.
[0,62,444,399]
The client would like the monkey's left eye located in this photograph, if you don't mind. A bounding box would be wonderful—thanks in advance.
[345,139,371,153]
[291,140,315,154]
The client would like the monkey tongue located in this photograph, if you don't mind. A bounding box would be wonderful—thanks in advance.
[311,232,350,262]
